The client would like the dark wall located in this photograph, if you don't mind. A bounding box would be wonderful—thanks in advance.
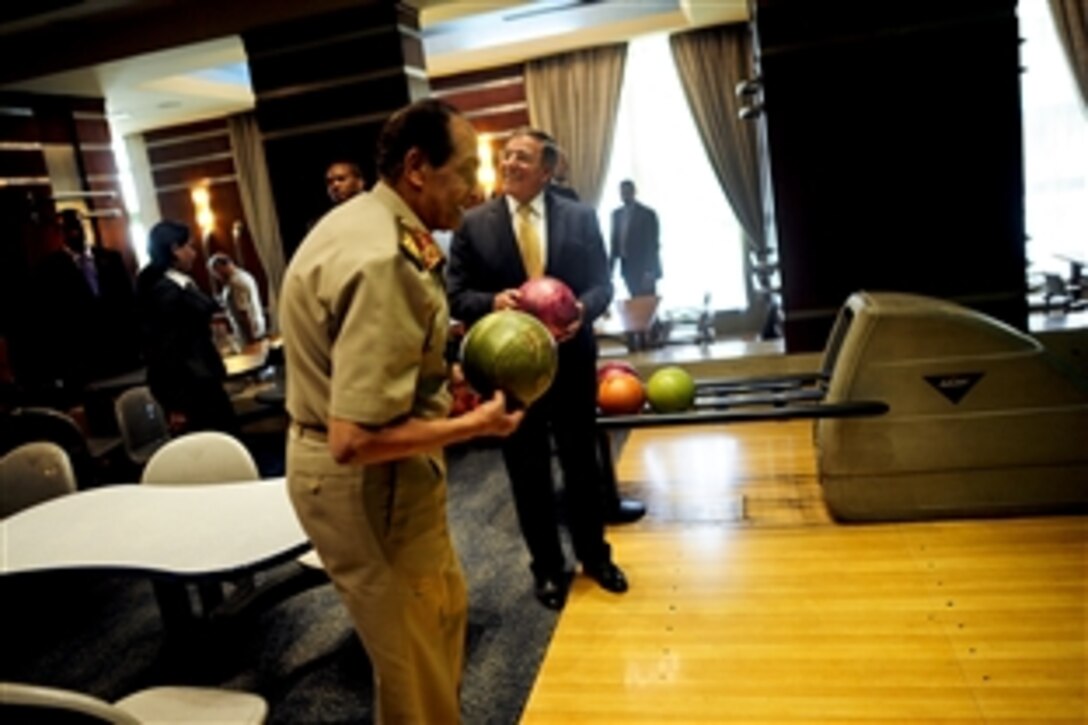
[243,2,428,256]
[750,0,1027,351]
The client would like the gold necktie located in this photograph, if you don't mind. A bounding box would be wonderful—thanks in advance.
[516,203,543,278]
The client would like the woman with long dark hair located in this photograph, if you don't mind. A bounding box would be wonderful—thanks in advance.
[137,221,237,435]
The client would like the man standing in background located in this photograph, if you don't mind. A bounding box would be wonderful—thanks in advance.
[208,252,266,346]
[610,179,661,297]
[324,160,366,206]
[33,209,140,401]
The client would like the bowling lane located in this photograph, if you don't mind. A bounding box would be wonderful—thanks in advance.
[522,420,1088,723]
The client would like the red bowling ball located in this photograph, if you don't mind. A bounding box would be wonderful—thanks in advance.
[517,276,579,338]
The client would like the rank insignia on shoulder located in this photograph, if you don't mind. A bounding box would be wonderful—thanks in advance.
[398,219,445,272]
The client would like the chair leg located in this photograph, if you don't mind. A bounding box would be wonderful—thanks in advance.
[196,581,225,617]
[153,581,196,632]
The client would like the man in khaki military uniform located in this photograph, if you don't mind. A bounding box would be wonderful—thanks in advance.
[279,99,523,724]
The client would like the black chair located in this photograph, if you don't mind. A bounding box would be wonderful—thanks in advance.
[0,407,96,488]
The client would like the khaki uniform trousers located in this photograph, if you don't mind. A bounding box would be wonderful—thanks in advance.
[287,429,467,724]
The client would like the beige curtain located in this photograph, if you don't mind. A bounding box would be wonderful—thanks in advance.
[525,43,627,208]
[227,112,287,332]
[1049,0,1088,107]
[670,25,765,255]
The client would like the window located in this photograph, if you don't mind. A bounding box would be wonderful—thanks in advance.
[1019,2,1088,277]
[598,33,747,313]
[110,135,148,268]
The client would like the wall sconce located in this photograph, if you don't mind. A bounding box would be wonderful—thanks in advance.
[190,185,215,239]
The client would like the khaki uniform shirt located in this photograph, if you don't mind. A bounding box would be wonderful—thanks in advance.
[278,182,463,723]
[280,181,451,432]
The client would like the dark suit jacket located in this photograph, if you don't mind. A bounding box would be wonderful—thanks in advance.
[448,193,612,366]
[136,268,227,418]
[450,192,615,573]
[33,246,140,390]
[609,202,661,286]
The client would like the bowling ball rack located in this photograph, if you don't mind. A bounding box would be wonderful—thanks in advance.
[595,371,888,430]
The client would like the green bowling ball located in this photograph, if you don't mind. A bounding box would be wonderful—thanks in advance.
[646,366,696,413]
[460,310,558,408]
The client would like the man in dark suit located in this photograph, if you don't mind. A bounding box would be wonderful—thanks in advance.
[32,209,140,402]
[448,129,628,610]
[610,179,661,297]
[545,156,647,526]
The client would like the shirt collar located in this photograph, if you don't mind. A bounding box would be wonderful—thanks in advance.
[506,191,545,218]
[370,180,428,233]
[164,268,193,289]
[64,247,92,262]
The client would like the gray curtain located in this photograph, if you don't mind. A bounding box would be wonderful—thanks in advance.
[525,44,627,208]
[1049,0,1088,107]
[670,25,765,256]
[227,112,286,332]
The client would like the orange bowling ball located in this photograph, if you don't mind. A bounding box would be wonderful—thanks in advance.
[597,371,646,415]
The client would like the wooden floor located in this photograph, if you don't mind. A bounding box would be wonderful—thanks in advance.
[522,420,1087,723]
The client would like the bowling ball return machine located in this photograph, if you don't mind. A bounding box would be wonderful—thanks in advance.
[596,291,1088,522]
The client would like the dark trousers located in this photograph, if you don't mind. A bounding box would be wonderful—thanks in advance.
[181,379,239,436]
[623,274,657,298]
[500,344,610,579]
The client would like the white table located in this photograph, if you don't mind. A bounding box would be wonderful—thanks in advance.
[2,479,314,635]
[0,479,308,579]
[223,349,269,380]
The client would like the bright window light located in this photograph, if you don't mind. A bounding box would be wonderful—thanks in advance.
[110,135,149,268]
[598,33,747,313]
[1019,2,1088,277]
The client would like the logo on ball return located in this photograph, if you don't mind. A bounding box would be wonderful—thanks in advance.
[923,372,983,404]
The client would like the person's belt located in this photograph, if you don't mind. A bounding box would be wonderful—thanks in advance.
[290,420,328,442]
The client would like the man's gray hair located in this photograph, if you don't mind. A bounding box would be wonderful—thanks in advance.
[207,252,233,270]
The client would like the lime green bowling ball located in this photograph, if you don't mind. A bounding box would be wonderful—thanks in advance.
[646,366,696,413]
[461,310,558,407]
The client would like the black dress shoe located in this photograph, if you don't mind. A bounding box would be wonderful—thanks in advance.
[534,574,569,611]
[584,560,628,594]
[606,498,646,525]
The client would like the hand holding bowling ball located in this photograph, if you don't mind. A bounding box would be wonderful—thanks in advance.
[460,310,558,408]
[448,363,480,418]
[517,276,581,340]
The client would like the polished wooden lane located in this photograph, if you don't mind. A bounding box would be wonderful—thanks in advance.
[522,420,1087,723]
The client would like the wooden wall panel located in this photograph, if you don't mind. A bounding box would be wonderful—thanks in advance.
[0,112,39,142]
[74,117,111,144]
[0,149,48,178]
[80,148,117,176]
[143,117,268,301]
[432,63,529,198]
[0,93,133,264]
[151,156,235,189]
[147,131,231,165]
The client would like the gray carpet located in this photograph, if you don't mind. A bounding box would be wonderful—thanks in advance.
[1,443,560,724]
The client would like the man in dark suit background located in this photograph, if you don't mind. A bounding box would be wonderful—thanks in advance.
[448,128,628,610]
[32,209,140,403]
[610,179,661,297]
[544,153,647,526]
